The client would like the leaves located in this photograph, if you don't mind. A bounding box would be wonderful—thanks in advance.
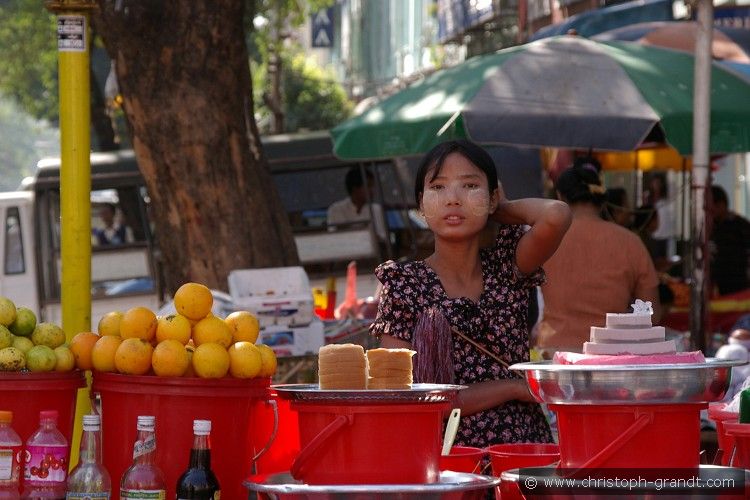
[0,0,58,122]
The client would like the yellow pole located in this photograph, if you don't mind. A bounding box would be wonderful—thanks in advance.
[45,0,96,469]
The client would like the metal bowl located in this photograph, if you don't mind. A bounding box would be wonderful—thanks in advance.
[272,383,466,403]
[244,471,500,499]
[510,358,743,405]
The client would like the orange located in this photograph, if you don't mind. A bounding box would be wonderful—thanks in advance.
[114,338,154,375]
[156,314,192,345]
[228,342,262,378]
[91,335,122,373]
[69,332,100,371]
[192,316,232,348]
[192,342,230,379]
[98,311,124,336]
[174,283,213,320]
[225,311,260,344]
[120,307,157,341]
[257,344,278,377]
[152,339,190,377]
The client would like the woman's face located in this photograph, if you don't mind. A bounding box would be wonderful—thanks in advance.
[419,152,496,240]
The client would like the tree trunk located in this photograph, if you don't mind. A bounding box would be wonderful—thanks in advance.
[94,0,299,293]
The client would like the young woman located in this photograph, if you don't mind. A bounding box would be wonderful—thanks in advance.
[371,140,571,447]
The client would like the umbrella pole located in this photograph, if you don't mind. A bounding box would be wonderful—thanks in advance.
[689,0,714,352]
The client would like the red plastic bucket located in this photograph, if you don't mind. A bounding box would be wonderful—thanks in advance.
[290,401,450,484]
[92,373,272,500]
[724,421,750,468]
[551,403,704,470]
[0,371,85,494]
[250,391,300,475]
[487,443,559,476]
[439,446,486,474]
[708,402,739,465]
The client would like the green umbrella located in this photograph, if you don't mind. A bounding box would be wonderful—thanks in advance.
[331,36,750,160]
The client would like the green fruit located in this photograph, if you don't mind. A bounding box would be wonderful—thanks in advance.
[25,345,57,372]
[11,336,33,354]
[0,347,26,371]
[53,346,75,372]
[0,297,16,327]
[0,326,12,349]
[9,307,36,337]
[31,322,65,349]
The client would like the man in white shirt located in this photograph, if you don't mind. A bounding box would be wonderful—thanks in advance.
[327,166,387,242]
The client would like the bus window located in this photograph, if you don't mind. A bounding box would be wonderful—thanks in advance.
[4,207,25,275]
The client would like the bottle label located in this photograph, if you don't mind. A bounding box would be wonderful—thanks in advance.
[132,434,156,459]
[120,489,166,499]
[23,444,68,483]
[0,445,21,481]
[66,493,110,499]
[177,492,219,500]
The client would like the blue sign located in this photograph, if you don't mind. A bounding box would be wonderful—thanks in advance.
[437,0,497,43]
[714,6,750,29]
[312,7,334,48]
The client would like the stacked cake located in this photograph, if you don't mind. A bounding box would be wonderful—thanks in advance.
[366,348,415,389]
[554,300,705,365]
[318,344,368,389]
[318,344,416,390]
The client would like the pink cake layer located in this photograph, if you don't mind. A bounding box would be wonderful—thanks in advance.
[553,351,706,365]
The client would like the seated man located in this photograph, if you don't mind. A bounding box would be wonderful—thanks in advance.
[92,203,133,246]
[326,166,387,242]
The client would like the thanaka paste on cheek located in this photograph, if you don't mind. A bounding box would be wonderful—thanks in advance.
[421,190,440,219]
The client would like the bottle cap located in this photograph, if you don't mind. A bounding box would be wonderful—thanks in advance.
[740,389,750,424]
[82,414,100,431]
[0,411,12,423]
[39,410,58,422]
[193,419,211,435]
[137,415,156,431]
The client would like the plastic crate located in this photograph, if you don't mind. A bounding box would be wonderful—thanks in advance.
[228,266,314,327]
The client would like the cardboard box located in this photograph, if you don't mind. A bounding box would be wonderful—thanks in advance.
[228,266,314,328]
[259,319,325,357]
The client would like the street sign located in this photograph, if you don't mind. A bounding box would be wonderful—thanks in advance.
[312,7,334,48]
[57,15,86,52]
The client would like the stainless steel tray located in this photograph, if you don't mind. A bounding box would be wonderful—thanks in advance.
[510,358,743,405]
[272,383,466,403]
[244,471,500,499]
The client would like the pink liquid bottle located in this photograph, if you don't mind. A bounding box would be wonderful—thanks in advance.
[0,410,22,500]
[21,411,68,500]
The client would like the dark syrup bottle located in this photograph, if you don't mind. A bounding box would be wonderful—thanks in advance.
[175,420,220,500]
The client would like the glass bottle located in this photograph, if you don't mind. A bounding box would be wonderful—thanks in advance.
[120,416,166,500]
[65,414,110,499]
[175,420,220,500]
[0,410,22,499]
[22,410,68,500]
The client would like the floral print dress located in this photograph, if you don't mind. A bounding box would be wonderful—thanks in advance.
[370,225,553,447]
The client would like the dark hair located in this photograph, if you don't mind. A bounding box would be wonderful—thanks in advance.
[414,140,498,204]
[555,160,606,207]
[102,203,117,213]
[345,166,374,195]
[712,185,728,205]
[606,187,627,207]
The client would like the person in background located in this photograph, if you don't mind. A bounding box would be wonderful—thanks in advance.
[710,185,750,296]
[327,166,387,242]
[715,329,750,402]
[603,187,631,227]
[644,173,674,258]
[92,203,132,246]
[536,160,661,355]
[372,140,571,447]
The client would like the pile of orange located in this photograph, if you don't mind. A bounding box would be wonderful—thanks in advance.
[70,282,277,379]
